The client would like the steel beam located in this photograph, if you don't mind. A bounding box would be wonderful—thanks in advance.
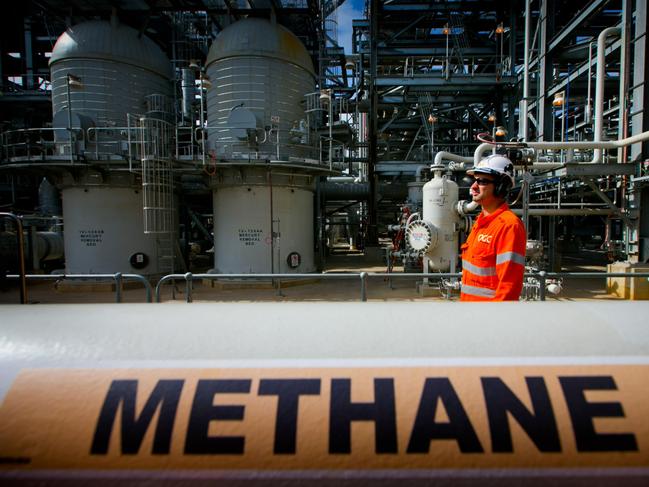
[547,0,608,53]
[631,1,649,161]
[375,75,515,87]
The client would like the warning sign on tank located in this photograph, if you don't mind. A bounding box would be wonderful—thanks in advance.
[0,364,648,471]
[238,228,262,246]
[79,229,104,247]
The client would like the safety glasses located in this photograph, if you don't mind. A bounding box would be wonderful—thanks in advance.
[473,177,495,186]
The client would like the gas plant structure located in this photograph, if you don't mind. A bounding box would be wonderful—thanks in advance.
[1,1,649,298]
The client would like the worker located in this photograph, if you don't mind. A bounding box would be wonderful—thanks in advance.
[460,154,527,301]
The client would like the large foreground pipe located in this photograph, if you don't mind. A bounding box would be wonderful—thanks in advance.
[1,302,648,485]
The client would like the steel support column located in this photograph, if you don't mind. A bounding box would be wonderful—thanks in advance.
[631,0,649,161]
[366,0,378,245]
[537,0,555,141]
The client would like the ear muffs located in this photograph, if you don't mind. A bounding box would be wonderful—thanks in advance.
[494,176,512,197]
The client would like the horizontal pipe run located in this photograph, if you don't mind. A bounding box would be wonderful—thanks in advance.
[474,128,649,166]
[434,151,473,166]
[511,208,615,216]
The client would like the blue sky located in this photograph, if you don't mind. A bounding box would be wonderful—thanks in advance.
[335,0,365,54]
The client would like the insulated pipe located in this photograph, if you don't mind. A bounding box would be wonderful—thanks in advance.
[586,41,595,124]
[321,182,369,200]
[472,129,649,165]
[456,200,479,216]
[414,165,428,182]
[594,27,621,163]
[325,176,356,183]
[181,68,196,123]
[1,302,649,484]
[434,151,473,167]
[35,231,65,261]
[455,200,607,219]
[512,208,614,216]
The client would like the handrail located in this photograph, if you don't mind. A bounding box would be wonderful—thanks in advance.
[0,213,27,303]
[155,270,649,303]
[4,273,152,303]
[5,270,648,304]
[155,272,369,303]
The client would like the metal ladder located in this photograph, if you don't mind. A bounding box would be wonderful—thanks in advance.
[139,104,175,275]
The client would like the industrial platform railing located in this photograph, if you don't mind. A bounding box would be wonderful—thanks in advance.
[4,271,649,304]
[4,273,152,303]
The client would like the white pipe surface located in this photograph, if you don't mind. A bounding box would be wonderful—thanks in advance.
[1,302,649,484]
[594,27,621,163]
[472,130,649,164]
[434,151,473,166]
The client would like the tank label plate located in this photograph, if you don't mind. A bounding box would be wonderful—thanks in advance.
[238,228,263,246]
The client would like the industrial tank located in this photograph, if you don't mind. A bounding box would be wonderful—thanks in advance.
[205,17,316,160]
[206,18,318,274]
[49,18,173,145]
[421,166,460,271]
[212,171,316,274]
[49,19,176,276]
[60,176,164,274]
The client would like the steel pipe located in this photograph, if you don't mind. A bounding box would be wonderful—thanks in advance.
[594,27,621,163]
[1,302,649,484]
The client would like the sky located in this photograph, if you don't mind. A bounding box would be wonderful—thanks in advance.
[335,0,365,54]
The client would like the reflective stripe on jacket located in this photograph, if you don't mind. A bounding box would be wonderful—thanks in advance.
[460,203,526,301]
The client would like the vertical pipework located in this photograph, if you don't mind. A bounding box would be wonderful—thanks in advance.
[594,27,621,163]
[181,68,196,123]
[520,0,531,141]
[367,0,378,245]
[586,42,594,124]
[23,16,34,89]
[618,1,632,164]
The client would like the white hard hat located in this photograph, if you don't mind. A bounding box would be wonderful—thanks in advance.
[467,154,515,186]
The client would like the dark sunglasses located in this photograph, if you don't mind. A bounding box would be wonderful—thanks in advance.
[473,177,495,186]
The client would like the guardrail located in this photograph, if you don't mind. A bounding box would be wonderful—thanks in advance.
[154,271,649,303]
[5,270,649,304]
[535,271,649,301]
[0,212,27,303]
[5,273,152,303]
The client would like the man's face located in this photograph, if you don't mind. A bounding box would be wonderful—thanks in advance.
[470,174,497,206]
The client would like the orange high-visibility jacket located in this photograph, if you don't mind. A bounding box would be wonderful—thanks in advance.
[460,203,527,301]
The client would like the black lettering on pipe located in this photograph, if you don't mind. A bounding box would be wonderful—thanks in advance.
[91,379,184,455]
[258,379,321,454]
[329,378,398,454]
[184,379,251,454]
[482,377,561,452]
[407,378,483,453]
[559,376,637,452]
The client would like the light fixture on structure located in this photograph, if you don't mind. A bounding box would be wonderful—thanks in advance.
[428,114,437,161]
